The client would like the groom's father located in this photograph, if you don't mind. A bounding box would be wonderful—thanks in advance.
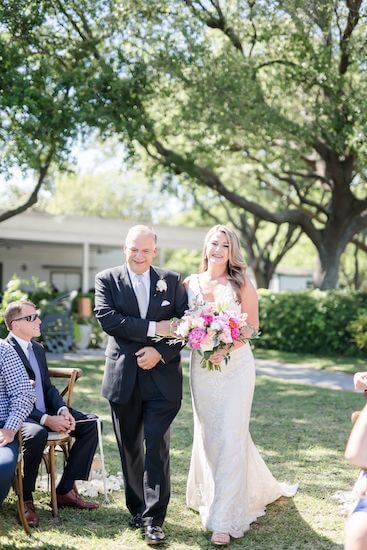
[94,225,187,545]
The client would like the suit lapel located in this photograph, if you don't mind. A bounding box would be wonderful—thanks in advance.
[119,263,141,317]
[146,267,162,320]
[6,334,35,379]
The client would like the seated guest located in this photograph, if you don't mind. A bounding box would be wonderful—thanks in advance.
[5,300,100,528]
[0,340,36,505]
[354,372,367,393]
[345,400,367,550]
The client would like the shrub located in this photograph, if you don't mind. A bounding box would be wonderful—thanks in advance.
[257,289,367,356]
[0,275,56,338]
[348,312,367,352]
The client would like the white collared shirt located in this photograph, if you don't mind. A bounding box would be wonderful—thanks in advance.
[9,332,67,423]
[126,266,156,337]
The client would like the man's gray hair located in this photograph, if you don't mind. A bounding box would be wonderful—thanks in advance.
[125,225,157,244]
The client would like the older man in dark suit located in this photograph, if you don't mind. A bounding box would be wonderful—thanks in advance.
[95,225,187,545]
[5,300,99,527]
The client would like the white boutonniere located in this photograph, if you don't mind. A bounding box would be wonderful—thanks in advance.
[155,278,168,293]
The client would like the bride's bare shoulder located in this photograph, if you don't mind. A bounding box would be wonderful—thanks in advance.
[183,273,198,289]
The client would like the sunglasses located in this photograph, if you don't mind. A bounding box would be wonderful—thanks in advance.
[12,313,40,323]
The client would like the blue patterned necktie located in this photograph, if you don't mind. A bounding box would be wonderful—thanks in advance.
[27,342,46,413]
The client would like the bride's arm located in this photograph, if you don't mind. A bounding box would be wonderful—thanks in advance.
[240,277,259,338]
[209,277,259,364]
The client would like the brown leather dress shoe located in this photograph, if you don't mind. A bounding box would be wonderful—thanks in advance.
[23,500,39,528]
[56,488,99,510]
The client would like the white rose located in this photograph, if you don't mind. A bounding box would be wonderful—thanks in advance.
[156,279,168,292]
[191,317,205,329]
[176,320,190,338]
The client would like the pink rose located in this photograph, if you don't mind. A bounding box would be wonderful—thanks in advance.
[202,314,214,327]
[231,327,240,340]
[188,328,207,350]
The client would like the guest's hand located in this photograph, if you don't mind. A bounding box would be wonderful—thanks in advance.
[44,414,72,433]
[354,372,367,392]
[0,428,16,447]
[60,409,76,431]
[136,347,162,370]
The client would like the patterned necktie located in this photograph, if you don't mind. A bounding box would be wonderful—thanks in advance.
[27,342,46,413]
[135,274,149,319]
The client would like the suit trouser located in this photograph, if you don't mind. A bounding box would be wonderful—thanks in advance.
[0,438,18,504]
[110,370,181,527]
[21,409,99,500]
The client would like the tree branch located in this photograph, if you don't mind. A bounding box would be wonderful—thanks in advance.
[0,150,54,223]
[339,0,362,75]
[183,0,244,54]
[152,139,323,249]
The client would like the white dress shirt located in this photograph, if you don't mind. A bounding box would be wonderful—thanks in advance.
[127,266,156,337]
[9,332,67,424]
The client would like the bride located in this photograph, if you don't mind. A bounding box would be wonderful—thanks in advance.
[184,224,297,546]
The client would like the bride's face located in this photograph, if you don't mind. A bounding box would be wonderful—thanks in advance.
[206,231,230,267]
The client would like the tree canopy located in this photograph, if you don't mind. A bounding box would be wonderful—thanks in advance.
[1,0,367,288]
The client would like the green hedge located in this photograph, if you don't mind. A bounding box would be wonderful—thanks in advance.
[257,289,367,356]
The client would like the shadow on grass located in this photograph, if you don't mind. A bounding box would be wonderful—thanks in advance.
[1,500,342,550]
[0,359,355,548]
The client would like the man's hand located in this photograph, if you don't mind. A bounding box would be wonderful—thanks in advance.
[136,347,162,370]
[59,409,76,431]
[354,372,367,392]
[44,414,72,433]
[0,428,16,447]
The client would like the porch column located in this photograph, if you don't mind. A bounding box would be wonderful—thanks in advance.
[82,242,90,293]
[158,247,165,267]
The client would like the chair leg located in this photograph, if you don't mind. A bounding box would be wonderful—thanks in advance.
[15,465,31,536]
[49,445,58,518]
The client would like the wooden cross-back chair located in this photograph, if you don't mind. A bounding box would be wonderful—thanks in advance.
[14,431,31,535]
[13,367,82,532]
[42,367,82,519]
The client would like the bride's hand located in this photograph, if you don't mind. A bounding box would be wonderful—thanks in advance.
[209,347,229,365]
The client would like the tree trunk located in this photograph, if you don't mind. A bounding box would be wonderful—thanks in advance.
[251,265,271,289]
[313,247,344,289]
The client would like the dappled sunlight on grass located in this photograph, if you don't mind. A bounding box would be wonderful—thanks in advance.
[0,358,359,548]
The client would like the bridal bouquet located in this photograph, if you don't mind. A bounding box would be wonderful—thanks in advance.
[169,302,256,371]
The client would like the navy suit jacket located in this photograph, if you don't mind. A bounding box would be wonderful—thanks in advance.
[94,264,188,404]
[6,335,66,423]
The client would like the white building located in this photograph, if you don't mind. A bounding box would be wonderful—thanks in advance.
[0,211,313,292]
[0,211,208,292]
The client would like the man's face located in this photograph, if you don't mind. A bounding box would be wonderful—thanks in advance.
[124,231,157,275]
[11,304,41,341]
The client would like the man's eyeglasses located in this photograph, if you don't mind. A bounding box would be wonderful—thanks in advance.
[12,313,40,323]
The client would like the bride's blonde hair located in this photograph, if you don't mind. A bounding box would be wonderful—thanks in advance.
[200,224,247,301]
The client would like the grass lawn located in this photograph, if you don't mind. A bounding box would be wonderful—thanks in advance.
[254,347,366,374]
[0,356,364,549]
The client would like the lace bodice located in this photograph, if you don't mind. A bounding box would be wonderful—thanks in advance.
[187,274,240,314]
[186,275,298,537]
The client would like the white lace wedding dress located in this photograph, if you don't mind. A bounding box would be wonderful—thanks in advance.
[186,275,298,538]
